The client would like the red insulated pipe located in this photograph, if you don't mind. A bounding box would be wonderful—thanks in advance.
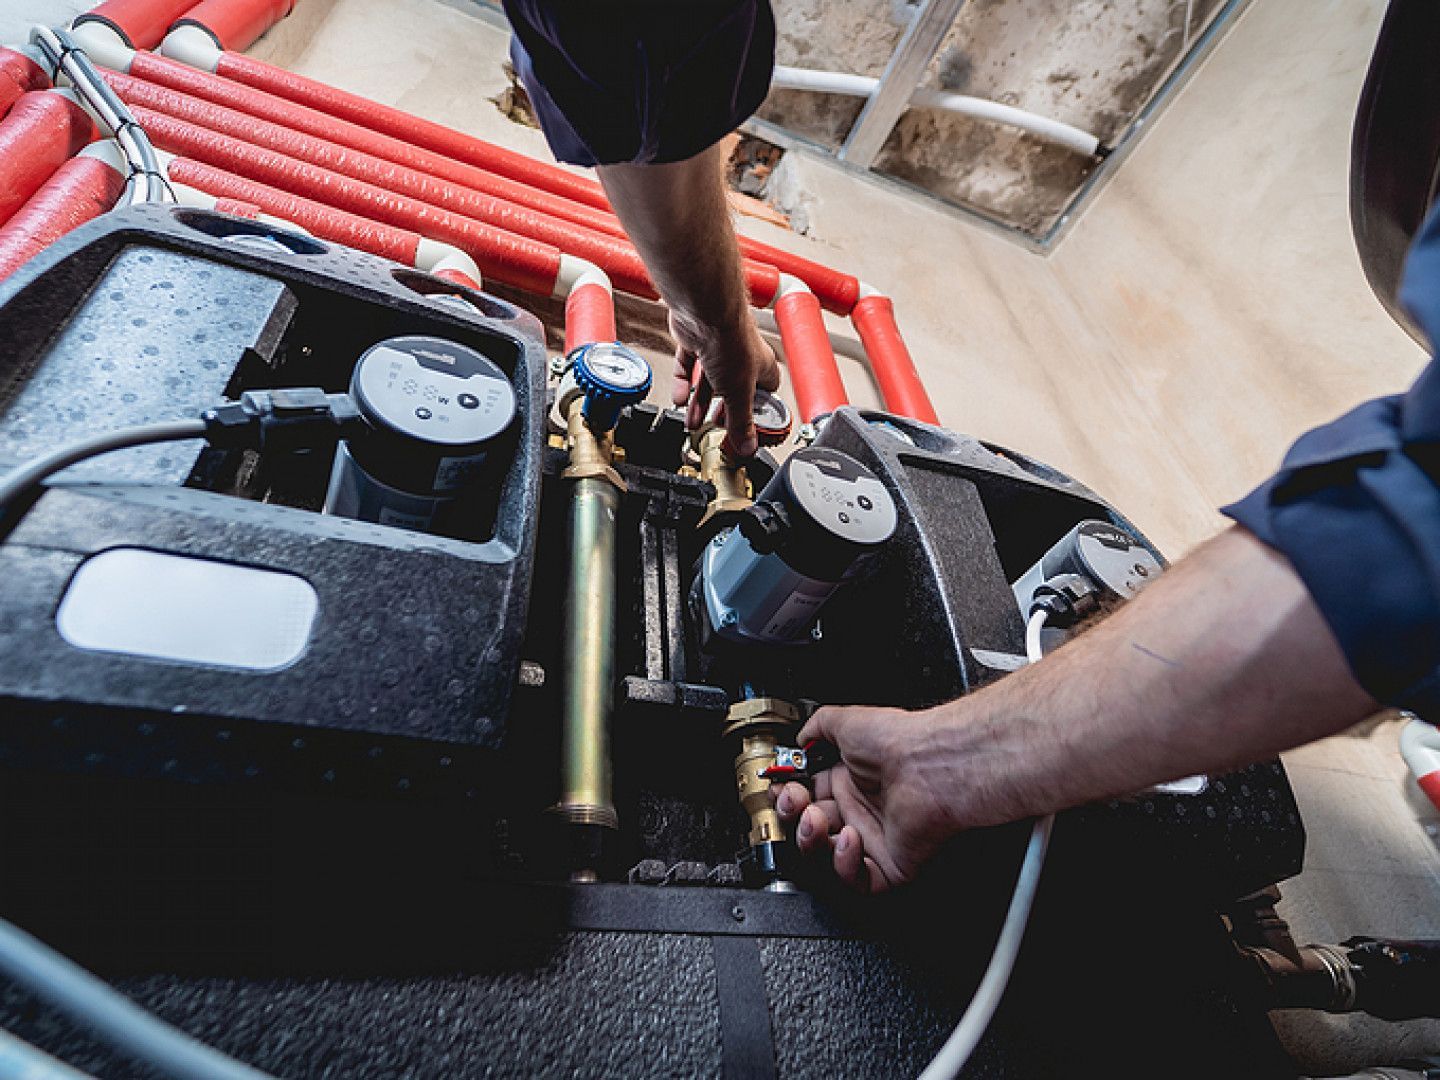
[74,0,203,51]
[170,157,432,264]
[773,289,850,423]
[115,66,782,306]
[211,196,261,218]
[0,92,99,228]
[433,267,481,291]
[0,48,50,121]
[166,156,563,295]
[116,83,648,297]
[214,51,613,214]
[851,294,939,424]
[0,153,127,283]
[564,282,616,354]
[131,104,782,305]
[144,50,862,312]
[173,0,293,52]
[125,53,631,242]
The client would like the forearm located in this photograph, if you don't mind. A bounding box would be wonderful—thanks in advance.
[598,145,750,337]
[919,525,1379,828]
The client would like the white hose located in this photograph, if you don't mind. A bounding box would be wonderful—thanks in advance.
[0,1027,94,1078]
[771,65,1103,157]
[918,610,1054,1079]
[0,918,272,1080]
[0,419,207,516]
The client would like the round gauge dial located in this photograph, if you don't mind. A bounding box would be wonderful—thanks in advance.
[752,388,793,444]
[575,342,651,391]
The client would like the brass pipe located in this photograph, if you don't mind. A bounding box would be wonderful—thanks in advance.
[552,394,625,878]
[722,697,800,889]
[693,425,752,530]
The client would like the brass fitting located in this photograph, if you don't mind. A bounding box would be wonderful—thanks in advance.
[560,391,625,491]
[722,698,800,850]
[691,424,751,530]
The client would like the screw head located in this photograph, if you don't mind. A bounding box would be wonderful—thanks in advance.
[731,904,746,923]
[549,354,570,378]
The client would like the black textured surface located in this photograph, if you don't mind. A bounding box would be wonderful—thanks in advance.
[0,933,725,1080]
[0,205,546,765]
[0,208,1309,1078]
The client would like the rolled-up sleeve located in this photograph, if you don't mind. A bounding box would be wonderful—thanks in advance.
[502,1,775,167]
[1223,205,1440,717]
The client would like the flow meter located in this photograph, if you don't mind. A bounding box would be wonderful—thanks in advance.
[324,334,516,532]
[569,341,652,431]
[697,447,898,646]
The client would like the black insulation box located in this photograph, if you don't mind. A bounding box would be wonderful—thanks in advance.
[0,207,1304,1079]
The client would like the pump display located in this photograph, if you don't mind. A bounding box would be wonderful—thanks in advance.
[0,204,1337,1078]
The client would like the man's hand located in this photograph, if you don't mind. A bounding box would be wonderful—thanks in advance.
[669,308,779,456]
[773,705,963,893]
[775,528,1379,895]
[598,145,779,454]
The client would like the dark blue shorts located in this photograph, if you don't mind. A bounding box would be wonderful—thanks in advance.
[502,0,776,167]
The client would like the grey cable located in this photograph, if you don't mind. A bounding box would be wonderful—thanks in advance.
[29,25,172,206]
[0,1027,95,1079]
[0,419,206,516]
[0,919,272,1080]
[917,609,1054,1080]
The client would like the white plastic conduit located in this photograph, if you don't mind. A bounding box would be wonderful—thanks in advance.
[770,65,1103,158]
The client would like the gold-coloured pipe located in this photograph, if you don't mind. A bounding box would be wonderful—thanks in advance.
[722,698,800,887]
[552,395,626,868]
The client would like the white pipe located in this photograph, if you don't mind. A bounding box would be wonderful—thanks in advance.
[158,26,222,74]
[1400,717,1440,789]
[771,65,1102,158]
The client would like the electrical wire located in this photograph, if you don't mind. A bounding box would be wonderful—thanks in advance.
[0,418,205,516]
[917,609,1054,1080]
[0,918,272,1080]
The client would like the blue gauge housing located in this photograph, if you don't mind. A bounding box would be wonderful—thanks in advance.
[569,341,652,432]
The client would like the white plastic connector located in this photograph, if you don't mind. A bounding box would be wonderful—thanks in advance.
[414,238,482,286]
[78,138,127,176]
[554,254,611,299]
[66,20,136,74]
[158,25,223,73]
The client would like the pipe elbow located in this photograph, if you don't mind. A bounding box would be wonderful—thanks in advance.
[414,237,482,290]
[158,25,223,73]
[1400,716,1440,782]
[65,20,136,75]
[555,253,611,299]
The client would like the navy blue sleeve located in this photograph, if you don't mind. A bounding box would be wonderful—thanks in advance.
[1223,204,1440,719]
[502,1,775,167]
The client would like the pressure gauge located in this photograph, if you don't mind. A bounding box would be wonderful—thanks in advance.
[752,387,793,447]
[570,341,652,432]
[324,334,516,532]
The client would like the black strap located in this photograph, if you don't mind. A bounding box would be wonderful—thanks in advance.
[711,935,777,1080]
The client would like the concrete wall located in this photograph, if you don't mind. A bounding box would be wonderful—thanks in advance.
[765,0,1426,558]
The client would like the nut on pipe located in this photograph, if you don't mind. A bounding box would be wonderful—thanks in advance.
[722,698,800,850]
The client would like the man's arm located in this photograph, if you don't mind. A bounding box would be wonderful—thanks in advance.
[776,525,1379,893]
[598,147,778,455]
